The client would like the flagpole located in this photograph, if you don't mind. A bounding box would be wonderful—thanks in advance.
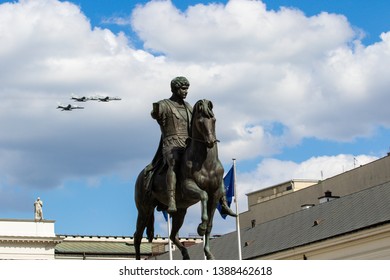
[167,213,173,260]
[233,158,242,260]
[203,235,207,260]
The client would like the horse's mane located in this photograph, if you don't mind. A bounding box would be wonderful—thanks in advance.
[190,99,214,136]
[192,99,214,120]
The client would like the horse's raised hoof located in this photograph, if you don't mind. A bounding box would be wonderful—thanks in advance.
[221,205,237,217]
[197,223,207,236]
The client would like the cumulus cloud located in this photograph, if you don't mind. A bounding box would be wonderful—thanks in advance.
[130,0,390,144]
[131,0,354,62]
[1,0,390,227]
[0,0,167,191]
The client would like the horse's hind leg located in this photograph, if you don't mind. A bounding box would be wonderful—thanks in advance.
[134,206,155,260]
[170,209,190,260]
[134,214,146,260]
[134,212,150,260]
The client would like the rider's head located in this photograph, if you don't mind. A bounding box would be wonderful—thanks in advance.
[171,76,190,94]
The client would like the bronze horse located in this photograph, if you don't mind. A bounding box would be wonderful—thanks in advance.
[133,99,225,260]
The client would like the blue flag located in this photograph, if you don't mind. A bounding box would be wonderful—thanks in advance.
[218,166,235,219]
[162,210,168,222]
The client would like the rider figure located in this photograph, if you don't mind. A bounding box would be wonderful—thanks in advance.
[151,76,191,213]
[152,76,236,217]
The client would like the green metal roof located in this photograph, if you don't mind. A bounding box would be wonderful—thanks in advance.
[55,241,153,255]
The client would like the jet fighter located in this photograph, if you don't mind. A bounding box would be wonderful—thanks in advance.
[92,96,122,102]
[57,104,84,111]
[71,95,90,102]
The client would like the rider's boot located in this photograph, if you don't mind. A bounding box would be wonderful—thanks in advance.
[167,187,177,213]
[166,166,177,213]
[220,196,237,217]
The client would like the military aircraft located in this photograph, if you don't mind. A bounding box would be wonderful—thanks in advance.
[71,94,91,102]
[57,104,84,111]
[92,96,122,102]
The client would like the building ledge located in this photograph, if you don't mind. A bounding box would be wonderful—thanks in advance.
[0,236,63,244]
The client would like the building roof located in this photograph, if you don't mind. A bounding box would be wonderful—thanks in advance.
[54,235,203,259]
[151,181,390,260]
[55,241,145,255]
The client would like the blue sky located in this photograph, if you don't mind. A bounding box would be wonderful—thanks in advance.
[1,0,390,237]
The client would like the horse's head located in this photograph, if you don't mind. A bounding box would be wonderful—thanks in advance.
[191,99,218,148]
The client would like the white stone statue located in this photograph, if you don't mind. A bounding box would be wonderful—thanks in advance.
[34,197,43,221]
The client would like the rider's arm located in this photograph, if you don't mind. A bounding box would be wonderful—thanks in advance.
[151,102,160,120]
[151,101,168,122]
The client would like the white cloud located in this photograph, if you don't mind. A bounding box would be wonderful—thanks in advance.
[0,0,165,190]
[131,0,354,62]
[130,0,390,144]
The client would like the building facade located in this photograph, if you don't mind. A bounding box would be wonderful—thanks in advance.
[0,219,62,259]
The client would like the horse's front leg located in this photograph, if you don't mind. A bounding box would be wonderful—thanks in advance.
[182,179,209,236]
[197,189,209,236]
[203,197,218,260]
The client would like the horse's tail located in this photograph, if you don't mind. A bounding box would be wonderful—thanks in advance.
[134,169,156,259]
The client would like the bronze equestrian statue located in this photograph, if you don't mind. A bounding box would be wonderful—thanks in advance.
[134,77,235,260]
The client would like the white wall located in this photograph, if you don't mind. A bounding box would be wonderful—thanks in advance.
[0,219,62,260]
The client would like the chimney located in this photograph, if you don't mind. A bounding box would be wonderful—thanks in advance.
[318,190,340,204]
[251,219,256,228]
